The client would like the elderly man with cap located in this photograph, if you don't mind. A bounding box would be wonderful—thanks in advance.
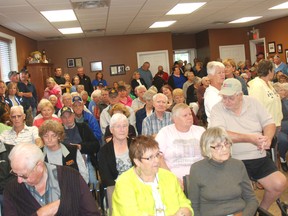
[210,78,287,211]
[3,143,100,216]
[100,88,136,134]
[60,106,100,190]
[71,96,101,142]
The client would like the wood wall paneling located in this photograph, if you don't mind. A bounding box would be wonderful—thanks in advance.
[37,32,174,86]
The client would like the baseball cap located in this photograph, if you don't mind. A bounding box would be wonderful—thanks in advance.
[8,71,19,79]
[60,106,74,116]
[19,69,28,74]
[219,78,242,96]
[72,96,83,104]
[109,88,118,98]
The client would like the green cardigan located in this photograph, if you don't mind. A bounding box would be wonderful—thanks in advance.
[112,167,193,216]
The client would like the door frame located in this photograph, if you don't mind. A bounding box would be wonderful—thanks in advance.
[249,38,266,64]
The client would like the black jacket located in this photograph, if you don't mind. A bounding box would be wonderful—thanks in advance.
[0,144,16,194]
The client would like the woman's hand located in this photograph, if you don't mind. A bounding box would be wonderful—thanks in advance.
[172,207,192,216]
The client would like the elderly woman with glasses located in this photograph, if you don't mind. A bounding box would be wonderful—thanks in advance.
[112,135,192,216]
[188,127,258,216]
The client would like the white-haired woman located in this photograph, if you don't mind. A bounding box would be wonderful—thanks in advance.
[188,127,258,216]
[98,113,132,188]
[44,77,62,109]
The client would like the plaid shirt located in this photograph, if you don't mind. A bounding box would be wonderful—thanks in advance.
[142,111,172,136]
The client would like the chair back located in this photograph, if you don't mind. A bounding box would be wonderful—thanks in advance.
[107,185,115,216]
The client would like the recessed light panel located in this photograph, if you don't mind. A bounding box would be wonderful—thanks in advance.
[58,27,83,34]
[166,3,206,15]
[41,10,77,22]
[269,1,288,9]
[229,16,262,23]
[149,21,176,28]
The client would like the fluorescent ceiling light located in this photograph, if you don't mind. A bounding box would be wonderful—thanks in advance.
[166,3,206,15]
[150,21,176,28]
[269,1,288,9]
[41,10,77,22]
[229,16,262,23]
[58,27,83,34]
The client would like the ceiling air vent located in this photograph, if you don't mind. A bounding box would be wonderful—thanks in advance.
[45,36,65,40]
[84,29,106,33]
[212,21,227,25]
[72,0,110,9]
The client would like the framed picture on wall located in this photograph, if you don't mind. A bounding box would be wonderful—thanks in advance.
[67,58,75,68]
[110,64,126,76]
[268,42,276,54]
[75,57,83,67]
[286,49,288,64]
[277,44,283,53]
[90,61,103,72]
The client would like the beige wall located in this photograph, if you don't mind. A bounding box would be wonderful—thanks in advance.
[37,32,173,86]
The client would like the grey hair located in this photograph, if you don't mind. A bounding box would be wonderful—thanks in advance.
[200,127,232,159]
[152,93,168,103]
[193,76,202,85]
[62,92,72,99]
[207,61,225,75]
[10,105,24,116]
[80,90,88,97]
[48,94,57,100]
[9,143,45,170]
[110,113,129,128]
[172,103,189,118]
[135,85,147,93]
[91,89,102,98]
[143,90,157,101]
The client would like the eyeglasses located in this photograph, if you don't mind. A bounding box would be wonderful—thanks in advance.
[10,162,39,180]
[141,151,163,161]
[210,141,231,151]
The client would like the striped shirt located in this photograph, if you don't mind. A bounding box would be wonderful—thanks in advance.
[0,125,39,145]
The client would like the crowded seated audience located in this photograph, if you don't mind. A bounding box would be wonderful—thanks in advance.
[0,57,288,215]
